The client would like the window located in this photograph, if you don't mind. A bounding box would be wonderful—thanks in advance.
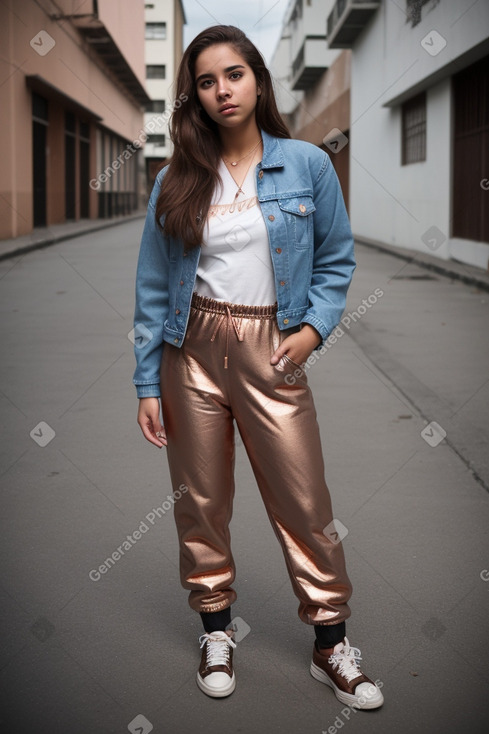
[146,65,166,79]
[145,22,166,40]
[402,92,426,165]
[146,99,166,113]
[32,92,48,123]
[147,134,166,145]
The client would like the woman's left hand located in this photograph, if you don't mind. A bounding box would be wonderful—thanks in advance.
[270,324,322,367]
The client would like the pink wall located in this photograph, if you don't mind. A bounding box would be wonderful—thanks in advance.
[0,0,147,238]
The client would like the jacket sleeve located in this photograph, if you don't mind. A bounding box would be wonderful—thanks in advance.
[301,152,356,345]
[132,168,170,398]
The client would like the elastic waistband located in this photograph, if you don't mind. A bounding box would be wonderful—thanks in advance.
[191,292,278,319]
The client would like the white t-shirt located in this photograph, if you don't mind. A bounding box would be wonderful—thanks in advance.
[194,158,277,306]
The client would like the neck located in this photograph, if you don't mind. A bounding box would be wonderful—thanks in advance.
[219,119,262,160]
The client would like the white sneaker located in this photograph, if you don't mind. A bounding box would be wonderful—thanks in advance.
[197,630,237,697]
[310,636,384,709]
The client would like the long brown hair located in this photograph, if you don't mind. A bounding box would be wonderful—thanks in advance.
[155,25,291,250]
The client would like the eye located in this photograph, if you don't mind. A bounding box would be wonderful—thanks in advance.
[199,72,243,88]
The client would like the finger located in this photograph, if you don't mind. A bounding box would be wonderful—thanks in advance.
[143,424,166,448]
[138,415,166,448]
[151,412,168,446]
[270,349,284,365]
[270,338,291,364]
[155,427,168,446]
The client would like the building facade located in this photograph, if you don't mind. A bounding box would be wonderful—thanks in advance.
[330,0,489,269]
[271,0,489,270]
[143,0,186,187]
[269,0,351,209]
[0,0,150,240]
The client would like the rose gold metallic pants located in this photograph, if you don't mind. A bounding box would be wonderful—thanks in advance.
[160,292,352,626]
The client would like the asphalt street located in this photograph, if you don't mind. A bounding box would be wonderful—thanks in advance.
[1,219,488,734]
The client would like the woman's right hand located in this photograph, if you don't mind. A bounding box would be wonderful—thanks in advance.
[137,397,167,448]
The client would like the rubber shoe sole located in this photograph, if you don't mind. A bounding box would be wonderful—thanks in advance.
[196,671,236,698]
[310,661,384,709]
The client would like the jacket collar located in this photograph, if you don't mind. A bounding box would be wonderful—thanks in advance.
[260,128,285,169]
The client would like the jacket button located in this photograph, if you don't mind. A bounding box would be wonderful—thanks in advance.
[280,280,286,286]
[299,204,306,213]
[275,247,282,254]
[268,214,275,221]
[175,309,180,314]
[283,318,289,324]
[180,280,184,285]
[173,337,179,343]
[258,170,264,179]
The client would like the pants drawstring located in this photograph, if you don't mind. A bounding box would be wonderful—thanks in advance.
[210,306,245,368]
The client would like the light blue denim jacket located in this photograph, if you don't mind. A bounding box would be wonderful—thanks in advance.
[133,128,356,398]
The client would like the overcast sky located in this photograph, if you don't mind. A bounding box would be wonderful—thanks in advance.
[182,0,291,65]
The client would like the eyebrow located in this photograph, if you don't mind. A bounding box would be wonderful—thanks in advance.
[195,65,246,85]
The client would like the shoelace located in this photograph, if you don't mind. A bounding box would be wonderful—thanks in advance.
[199,631,237,668]
[328,637,363,683]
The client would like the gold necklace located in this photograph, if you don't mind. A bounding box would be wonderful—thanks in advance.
[222,138,262,167]
[226,150,259,208]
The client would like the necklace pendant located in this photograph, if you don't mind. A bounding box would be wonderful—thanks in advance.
[231,161,237,166]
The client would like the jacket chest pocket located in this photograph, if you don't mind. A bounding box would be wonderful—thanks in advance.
[277,196,316,249]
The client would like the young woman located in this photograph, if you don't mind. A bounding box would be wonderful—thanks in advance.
[133,25,383,709]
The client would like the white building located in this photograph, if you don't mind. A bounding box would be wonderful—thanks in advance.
[143,0,186,185]
[271,0,489,271]
[329,0,489,269]
[269,1,351,206]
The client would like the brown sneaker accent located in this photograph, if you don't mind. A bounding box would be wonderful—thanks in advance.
[310,637,384,709]
[197,630,236,698]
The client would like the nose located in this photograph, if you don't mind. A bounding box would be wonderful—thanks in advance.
[216,78,231,98]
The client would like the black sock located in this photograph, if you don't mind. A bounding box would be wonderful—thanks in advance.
[200,607,232,634]
[314,621,346,649]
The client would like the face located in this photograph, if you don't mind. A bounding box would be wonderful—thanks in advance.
[194,44,262,129]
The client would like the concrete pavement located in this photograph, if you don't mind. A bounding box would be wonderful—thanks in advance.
[0,220,488,733]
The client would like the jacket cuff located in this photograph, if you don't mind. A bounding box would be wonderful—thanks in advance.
[300,314,331,346]
[135,384,161,399]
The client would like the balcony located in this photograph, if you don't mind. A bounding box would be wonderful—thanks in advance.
[291,38,329,91]
[327,0,380,49]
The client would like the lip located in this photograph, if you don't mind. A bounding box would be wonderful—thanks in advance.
[219,104,238,114]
